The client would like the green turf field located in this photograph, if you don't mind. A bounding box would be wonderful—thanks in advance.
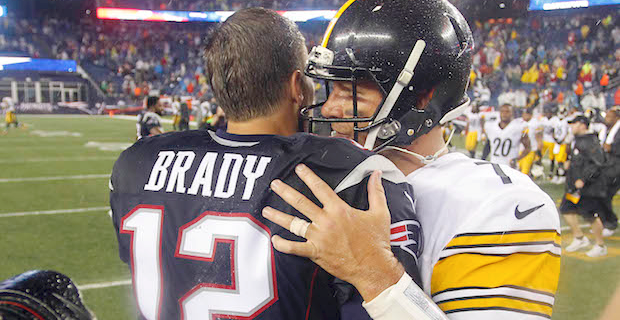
[1,115,618,319]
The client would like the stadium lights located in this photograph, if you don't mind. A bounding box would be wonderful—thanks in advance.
[543,0,589,10]
[96,7,336,22]
[0,57,77,72]
[530,0,620,11]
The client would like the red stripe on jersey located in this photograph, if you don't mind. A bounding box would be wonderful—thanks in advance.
[305,267,320,320]
[392,235,408,242]
[391,225,406,234]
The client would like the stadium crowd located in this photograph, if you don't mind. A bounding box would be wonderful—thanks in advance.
[470,11,619,110]
[2,2,617,111]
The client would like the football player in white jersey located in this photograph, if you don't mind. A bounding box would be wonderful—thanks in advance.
[483,104,530,168]
[551,114,570,184]
[463,104,483,158]
[540,106,561,178]
[263,1,561,319]
[171,96,181,131]
[517,108,544,176]
[2,97,20,133]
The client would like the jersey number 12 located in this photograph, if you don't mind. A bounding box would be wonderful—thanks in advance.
[121,205,278,319]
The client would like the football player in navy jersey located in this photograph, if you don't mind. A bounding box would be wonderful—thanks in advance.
[136,96,164,140]
[110,8,421,320]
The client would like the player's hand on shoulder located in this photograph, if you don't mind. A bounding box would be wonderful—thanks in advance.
[263,165,403,301]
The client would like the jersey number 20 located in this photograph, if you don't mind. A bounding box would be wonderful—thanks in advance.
[121,205,278,319]
[492,138,512,157]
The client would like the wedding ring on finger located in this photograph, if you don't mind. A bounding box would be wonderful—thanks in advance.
[290,217,311,238]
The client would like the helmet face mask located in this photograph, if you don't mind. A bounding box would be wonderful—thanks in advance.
[301,0,474,151]
[302,46,390,143]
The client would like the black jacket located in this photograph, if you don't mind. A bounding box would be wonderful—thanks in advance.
[567,133,608,198]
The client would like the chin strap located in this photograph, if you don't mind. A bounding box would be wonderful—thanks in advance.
[381,129,454,166]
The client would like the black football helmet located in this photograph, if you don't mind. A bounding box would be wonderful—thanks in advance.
[0,270,94,320]
[302,0,474,150]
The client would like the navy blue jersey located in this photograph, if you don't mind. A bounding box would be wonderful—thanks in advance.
[110,130,422,320]
[137,111,162,139]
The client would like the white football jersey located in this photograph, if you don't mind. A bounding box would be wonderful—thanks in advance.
[520,117,542,151]
[464,110,483,133]
[540,116,559,142]
[407,152,561,319]
[484,120,528,165]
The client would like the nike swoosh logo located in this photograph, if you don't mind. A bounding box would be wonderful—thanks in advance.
[515,203,545,219]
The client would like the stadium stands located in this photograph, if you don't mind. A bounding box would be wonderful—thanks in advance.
[1,1,617,110]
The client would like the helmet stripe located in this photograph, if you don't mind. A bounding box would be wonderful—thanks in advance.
[321,0,358,47]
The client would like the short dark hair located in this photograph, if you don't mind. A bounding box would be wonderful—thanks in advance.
[147,96,159,109]
[204,8,307,122]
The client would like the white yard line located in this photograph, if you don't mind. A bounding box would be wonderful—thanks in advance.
[20,115,97,118]
[561,223,591,232]
[0,174,110,183]
[8,145,91,150]
[0,206,110,218]
[78,279,132,291]
[0,157,117,164]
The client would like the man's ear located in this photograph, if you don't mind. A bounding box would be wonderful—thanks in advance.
[288,70,305,107]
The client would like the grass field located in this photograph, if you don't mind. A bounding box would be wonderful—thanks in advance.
[1,115,619,320]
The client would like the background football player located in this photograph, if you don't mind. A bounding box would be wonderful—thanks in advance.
[552,110,570,184]
[136,96,164,140]
[517,108,544,177]
[540,104,561,178]
[2,97,20,133]
[483,104,531,168]
[111,8,421,319]
[171,96,181,131]
[266,0,561,318]
[463,102,483,158]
